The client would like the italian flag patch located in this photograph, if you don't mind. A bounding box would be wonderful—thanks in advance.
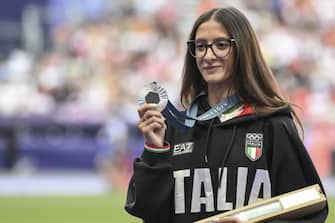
[247,147,261,160]
[245,133,263,161]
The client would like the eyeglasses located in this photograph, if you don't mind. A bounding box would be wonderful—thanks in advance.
[187,37,235,58]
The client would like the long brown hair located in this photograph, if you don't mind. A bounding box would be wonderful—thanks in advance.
[180,7,303,132]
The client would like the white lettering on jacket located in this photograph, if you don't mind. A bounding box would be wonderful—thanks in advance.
[191,168,214,212]
[248,169,271,204]
[173,169,190,214]
[217,167,233,211]
[173,167,271,214]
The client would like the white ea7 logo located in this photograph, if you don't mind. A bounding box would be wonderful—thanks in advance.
[173,142,194,156]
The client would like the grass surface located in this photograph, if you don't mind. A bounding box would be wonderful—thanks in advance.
[0,192,141,223]
[0,193,333,223]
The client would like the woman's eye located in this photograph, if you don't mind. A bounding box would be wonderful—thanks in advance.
[215,41,229,49]
[195,43,206,51]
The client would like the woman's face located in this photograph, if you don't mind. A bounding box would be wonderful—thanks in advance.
[194,20,234,86]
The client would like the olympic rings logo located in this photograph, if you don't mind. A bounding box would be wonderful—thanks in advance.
[246,133,263,141]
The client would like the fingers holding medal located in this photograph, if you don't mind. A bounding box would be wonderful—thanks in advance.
[137,82,168,146]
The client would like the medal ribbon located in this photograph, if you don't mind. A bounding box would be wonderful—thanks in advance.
[162,94,241,130]
[139,81,242,131]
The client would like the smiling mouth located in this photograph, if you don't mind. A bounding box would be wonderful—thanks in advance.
[203,66,222,72]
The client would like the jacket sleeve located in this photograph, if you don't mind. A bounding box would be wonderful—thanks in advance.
[268,116,328,223]
[124,145,174,223]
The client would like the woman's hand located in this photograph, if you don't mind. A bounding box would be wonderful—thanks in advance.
[137,103,166,146]
[205,216,242,223]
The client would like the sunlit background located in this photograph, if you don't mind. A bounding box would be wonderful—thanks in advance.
[0,0,334,222]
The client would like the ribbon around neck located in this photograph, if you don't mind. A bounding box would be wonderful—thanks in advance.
[138,81,242,130]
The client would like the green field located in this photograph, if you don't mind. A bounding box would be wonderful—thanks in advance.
[0,193,333,223]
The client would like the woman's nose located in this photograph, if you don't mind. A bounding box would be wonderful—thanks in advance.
[204,46,217,60]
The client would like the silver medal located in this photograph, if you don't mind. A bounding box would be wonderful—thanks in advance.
[138,81,168,111]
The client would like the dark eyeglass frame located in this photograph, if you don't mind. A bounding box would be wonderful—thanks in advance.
[187,37,236,58]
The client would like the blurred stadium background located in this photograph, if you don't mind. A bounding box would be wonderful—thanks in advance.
[0,0,334,222]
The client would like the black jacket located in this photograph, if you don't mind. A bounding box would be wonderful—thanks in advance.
[125,102,328,223]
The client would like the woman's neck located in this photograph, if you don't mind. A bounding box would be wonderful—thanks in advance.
[207,83,235,107]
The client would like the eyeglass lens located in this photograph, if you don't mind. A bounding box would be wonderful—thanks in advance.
[189,39,232,58]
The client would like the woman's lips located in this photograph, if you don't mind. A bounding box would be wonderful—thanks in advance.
[202,65,222,73]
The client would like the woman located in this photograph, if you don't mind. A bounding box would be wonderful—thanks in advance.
[125,7,328,223]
